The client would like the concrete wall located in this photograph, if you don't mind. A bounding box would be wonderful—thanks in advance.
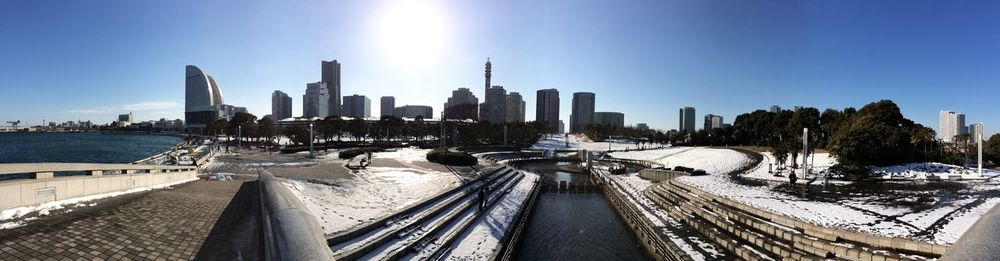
[638,169,689,182]
[0,170,196,211]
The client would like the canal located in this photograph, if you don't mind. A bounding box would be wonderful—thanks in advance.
[511,161,650,261]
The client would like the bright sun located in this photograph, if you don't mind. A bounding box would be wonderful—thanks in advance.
[375,1,450,68]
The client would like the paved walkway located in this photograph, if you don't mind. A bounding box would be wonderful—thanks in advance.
[0,177,260,261]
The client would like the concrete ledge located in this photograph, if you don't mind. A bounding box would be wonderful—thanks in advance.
[258,170,334,261]
[0,170,196,211]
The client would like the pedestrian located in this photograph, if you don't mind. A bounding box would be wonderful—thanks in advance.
[789,169,798,186]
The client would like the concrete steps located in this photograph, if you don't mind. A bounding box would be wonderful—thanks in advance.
[647,180,943,261]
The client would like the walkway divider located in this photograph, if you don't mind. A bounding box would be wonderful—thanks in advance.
[258,170,335,261]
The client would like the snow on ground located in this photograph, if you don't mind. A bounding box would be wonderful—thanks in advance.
[372,147,430,163]
[870,162,1000,180]
[532,134,663,152]
[613,147,750,175]
[443,172,539,259]
[742,152,840,183]
[283,166,461,235]
[0,177,198,230]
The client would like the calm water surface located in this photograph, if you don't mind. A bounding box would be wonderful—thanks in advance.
[0,133,182,163]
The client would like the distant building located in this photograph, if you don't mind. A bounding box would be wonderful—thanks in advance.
[444,87,479,120]
[343,94,371,118]
[322,60,342,116]
[480,85,506,123]
[184,65,245,130]
[558,120,565,134]
[271,90,292,120]
[117,112,133,126]
[395,105,433,119]
[303,82,330,118]
[536,89,560,132]
[380,96,396,117]
[970,123,985,141]
[505,92,525,123]
[939,110,967,142]
[636,123,649,130]
[593,112,625,128]
[570,92,595,133]
[704,114,723,130]
[770,105,781,113]
[679,107,696,132]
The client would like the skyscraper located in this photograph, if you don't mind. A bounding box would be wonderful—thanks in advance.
[679,107,696,132]
[343,94,371,118]
[939,110,967,142]
[271,90,292,120]
[970,123,985,141]
[303,82,329,118]
[444,87,479,120]
[704,114,723,130]
[594,112,625,128]
[536,89,560,132]
[395,105,434,119]
[505,92,525,123]
[570,92,595,133]
[380,96,395,117]
[770,105,781,113]
[322,60,342,116]
[481,85,506,123]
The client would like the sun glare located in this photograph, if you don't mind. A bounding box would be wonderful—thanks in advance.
[375,1,451,69]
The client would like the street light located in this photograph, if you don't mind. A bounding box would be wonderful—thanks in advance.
[309,123,315,157]
[238,125,242,150]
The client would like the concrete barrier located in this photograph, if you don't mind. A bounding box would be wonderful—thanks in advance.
[0,163,197,211]
[638,169,689,182]
[258,170,335,261]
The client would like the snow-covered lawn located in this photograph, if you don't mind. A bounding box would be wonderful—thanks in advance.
[742,152,839,183]
[870,163,1000,180]
[443,172,539,259]
[532,134,663,152]
[612,147,750,175]
[283,166,461,236]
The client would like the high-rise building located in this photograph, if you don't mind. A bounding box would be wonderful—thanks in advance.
[303,82,330,118]
[770,105,781,113]
[380,96,396,117]
[679,107,696,132]
[271,90,292,120]
[322,60,342,116]
[444,87,479,120]
[481,85,507,123]
[505,92,525,123]
[343,94,371,118]
[970,123,985,141]
[394,105,434,119]
[704,114,723,130]
[536,89,560,132]
[636,123,649,130]
[184,65,245,130]
[593,112,625,128]
[570,92,596,133]
[558,120,565,134]
[117,113,133,126]
[939,110,967,142]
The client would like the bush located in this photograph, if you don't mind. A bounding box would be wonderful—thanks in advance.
[339,147,383,159]
[426,147,478,166]
[673,166,694,172]
[691,169,708,176]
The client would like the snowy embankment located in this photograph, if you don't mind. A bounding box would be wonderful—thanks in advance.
[0,177,198,230]
[532,134,662,152]
[441,172,539,259]
[282,148,462,236]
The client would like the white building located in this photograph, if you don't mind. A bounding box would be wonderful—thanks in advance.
[970,122,985,141]
[394,105,434,119]
[939,110,967,142]
[303,82,330,118]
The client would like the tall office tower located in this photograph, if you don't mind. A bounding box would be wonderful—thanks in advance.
[939,110,967,142]
[271,90,292,120]
[303,82,330,118]
[342,94,371,118]
[536,89,560,132]
[444,87,479,120]
[380,96,395,117]
[679,107,696,132]
[770,105,781,113]
[322,60,342,116]
[481,85,507,123]
[593,112,625,128]
[505,92,525,123]
[704,114,723,130]
[570,92,595,133]
[969,123,985,141]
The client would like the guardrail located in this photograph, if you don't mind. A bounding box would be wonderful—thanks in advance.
[0,163,198,211]
[258,170,335,261]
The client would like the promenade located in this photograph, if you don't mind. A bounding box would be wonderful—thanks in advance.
[0,177,259,260]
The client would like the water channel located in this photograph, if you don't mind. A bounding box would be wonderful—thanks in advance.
[511,160,650,261]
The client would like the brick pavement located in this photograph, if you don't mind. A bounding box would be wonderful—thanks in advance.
[0,177,260,261]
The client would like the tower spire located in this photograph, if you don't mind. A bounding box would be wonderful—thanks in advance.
[485,57,492,91]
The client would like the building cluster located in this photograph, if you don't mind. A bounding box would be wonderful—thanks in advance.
[940,110,985,143]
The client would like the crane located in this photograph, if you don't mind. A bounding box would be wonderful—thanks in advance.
[6,120,20,129]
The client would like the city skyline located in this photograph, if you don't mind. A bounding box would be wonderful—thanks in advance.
[2,0,999,136]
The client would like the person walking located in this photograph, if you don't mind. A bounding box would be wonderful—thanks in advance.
[789,169,798,187]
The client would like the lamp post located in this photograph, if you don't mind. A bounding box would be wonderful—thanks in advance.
[238,125,242,150]
[979,131,983,176]
[802,128,809,176]
[309,123,314,157]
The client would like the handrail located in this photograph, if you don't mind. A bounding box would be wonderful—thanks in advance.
[0,163,196,175]
[258,170,335,261]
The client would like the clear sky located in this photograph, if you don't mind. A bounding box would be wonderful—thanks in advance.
[1,0,998,136]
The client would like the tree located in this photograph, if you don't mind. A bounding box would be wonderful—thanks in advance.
[257,117,277,145]
[829,100,914,176]
[986,134,1000,165]
[282,124,311,145]
[347,118,367,142]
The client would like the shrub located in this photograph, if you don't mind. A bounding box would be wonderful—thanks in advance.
[339,147,383,159]
[426,147,477,166]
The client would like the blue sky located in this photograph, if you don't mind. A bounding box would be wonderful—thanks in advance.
[1,0,998,136]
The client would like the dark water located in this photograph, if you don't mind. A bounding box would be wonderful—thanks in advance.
[513,161,650,261]
[0,133,182,163]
